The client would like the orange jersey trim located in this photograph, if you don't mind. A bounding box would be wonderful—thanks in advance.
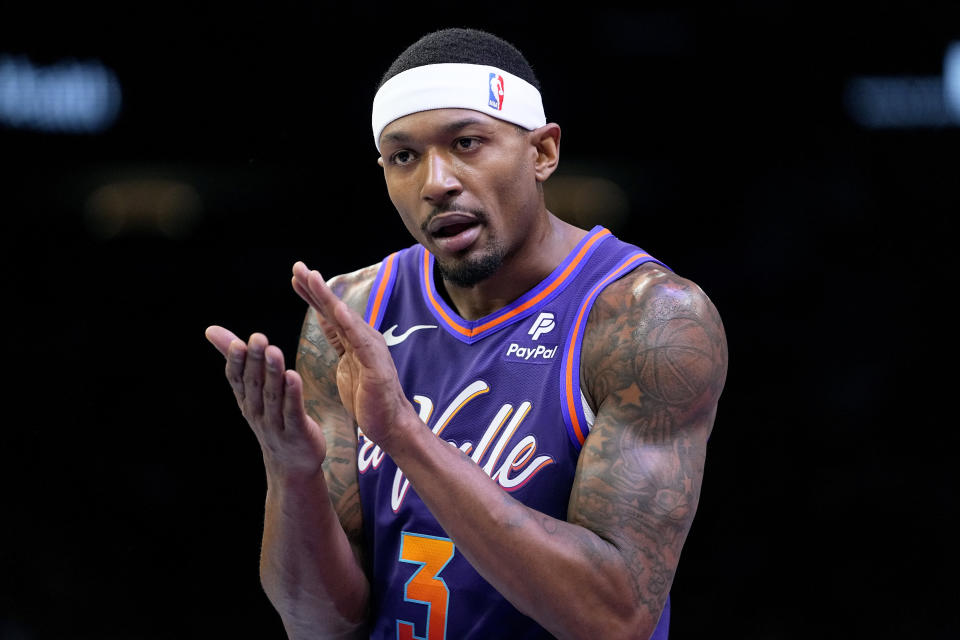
[422,228,612,339]
[564,252,650,445]
[366,252,399,327]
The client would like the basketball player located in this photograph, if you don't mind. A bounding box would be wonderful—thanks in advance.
[206,28,727,640]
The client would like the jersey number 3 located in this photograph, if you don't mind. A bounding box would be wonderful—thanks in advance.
[398,532,455,640]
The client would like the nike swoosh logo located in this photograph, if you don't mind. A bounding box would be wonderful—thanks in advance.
[382,324,438,346]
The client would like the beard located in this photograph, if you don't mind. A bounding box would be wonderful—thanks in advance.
[424,206,507,288]
[434,236,506,287]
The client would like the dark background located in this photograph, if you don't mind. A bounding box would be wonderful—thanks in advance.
[2,2,957,638]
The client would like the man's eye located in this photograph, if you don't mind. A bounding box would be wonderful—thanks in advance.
[456,138,479,150]
[391,150,414,165]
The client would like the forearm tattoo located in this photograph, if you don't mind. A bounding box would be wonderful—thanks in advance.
[295,268,378,547]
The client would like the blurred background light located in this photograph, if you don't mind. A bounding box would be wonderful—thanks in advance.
[84,178,202,238]
[0,55,121,133]
[946,41,960,118]
[844,41,960,129]
[844,76,953,128]
[544,174,629,232]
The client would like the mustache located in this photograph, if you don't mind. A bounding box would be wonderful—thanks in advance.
[421,203,488,234]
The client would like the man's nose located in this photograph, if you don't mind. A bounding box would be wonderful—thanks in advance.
[419,150,463,203]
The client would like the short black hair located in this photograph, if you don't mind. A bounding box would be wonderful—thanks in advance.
[378,27,540,92]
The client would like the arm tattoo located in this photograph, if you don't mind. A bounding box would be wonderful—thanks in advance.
[295,266,379,549]
[571,266,728,620]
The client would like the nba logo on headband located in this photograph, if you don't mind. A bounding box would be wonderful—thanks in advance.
[372,64,545,150]
[488,73,505,111]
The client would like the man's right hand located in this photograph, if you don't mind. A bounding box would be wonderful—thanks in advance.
[205,326,327,481]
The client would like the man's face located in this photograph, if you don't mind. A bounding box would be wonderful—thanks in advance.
[378,108,542,288]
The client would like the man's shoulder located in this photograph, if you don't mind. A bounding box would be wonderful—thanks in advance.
[326,262,383,315]
[326,240,422,315]
[581,262,727,415]
[594,262,720,326]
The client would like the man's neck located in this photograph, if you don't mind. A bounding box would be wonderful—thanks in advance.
[437,215,589,321]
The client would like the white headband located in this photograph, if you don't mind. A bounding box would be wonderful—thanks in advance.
[371,62,546,151]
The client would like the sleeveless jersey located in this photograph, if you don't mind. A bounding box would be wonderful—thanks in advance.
[358,226,672,639]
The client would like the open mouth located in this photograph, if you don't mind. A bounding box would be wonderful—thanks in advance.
[426,212,484,252]
[432,221,479,238]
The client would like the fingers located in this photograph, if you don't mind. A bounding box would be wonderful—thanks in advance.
[291,262,341,324]
[225,337,248,404]
[315,310,346,357]
[333,298,384,369]
[307,269,343,319]
[291,261,328,314]
[205,325,240,357]
[262,344,287,428]
[211,326,256,409]
[292,261,386,369]
[215,331,301,433]
[291,271,314,309]
[282,369,309,429]
[292,262,351,357]
[293,277,344,356]
[242,333,269,417]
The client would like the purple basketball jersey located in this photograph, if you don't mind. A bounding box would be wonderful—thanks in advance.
[359,226,672,639]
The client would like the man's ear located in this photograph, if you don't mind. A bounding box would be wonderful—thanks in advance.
[531,123,561,182]
[377,156,385,167]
